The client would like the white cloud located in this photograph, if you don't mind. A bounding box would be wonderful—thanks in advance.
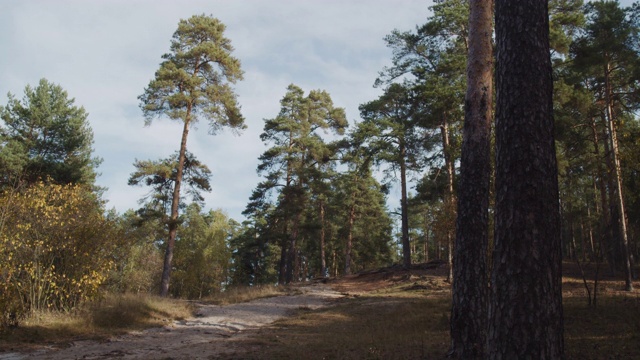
[0,0,431,221]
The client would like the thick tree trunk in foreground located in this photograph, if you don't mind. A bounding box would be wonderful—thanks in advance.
[450,0,493,357]
[488,1,564,358]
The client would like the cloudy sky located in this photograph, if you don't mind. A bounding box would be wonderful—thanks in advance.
[0,0,431,221]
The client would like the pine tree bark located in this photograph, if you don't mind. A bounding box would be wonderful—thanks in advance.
[400,138,411,269]
[345,173,359,275]
[450,0,493,357]
[603,60,634,291]
[278,213,291,284]
[441,116,456,282]
[160,111,191,297]
[590,119,612,269]
[319,200,327,277]
[488,1,564,358]
[345,200,356,275]
[285,213,300,283]
[603,126,621,274]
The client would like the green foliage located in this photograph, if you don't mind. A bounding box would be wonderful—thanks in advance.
[231,208,281,286]
[553,0,640,266]
[107,210,164,294]
[357,83,423,181]
[171,204,236,299]
[550,0,585,57]
[0,79,100,187]
[139,14,245,133]
[128,151,212,213]
[252,84,348,282]
[0,182,121,327]
[138,14,245,296]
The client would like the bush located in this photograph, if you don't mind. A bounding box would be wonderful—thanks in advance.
[0,182,121,328]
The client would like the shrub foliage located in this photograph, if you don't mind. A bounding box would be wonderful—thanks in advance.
[0,182,120,327]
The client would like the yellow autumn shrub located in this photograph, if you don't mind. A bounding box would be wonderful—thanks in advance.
[0,182,120,327]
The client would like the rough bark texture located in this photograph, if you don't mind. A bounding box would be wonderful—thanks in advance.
[450,0,493,358]
[488,1,564,358]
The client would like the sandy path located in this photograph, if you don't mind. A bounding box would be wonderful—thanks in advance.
[2,283,343,360]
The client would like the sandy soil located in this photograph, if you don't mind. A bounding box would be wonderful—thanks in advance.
[1,283,343,360]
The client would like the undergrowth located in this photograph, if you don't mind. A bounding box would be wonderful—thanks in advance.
[0,293,194,351]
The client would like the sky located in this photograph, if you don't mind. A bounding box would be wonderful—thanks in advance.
[0,0,432,222]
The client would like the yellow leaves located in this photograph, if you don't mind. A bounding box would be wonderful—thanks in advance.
[0,182,120,316]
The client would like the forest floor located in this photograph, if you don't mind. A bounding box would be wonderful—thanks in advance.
[1,260,640,359]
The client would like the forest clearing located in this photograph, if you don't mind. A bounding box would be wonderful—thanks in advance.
[3,0,640,358]
[1,261,638,359]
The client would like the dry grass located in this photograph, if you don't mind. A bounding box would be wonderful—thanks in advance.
[565,295,640,359]
[203,284,289,306]
[243,277,452,360]
[0,293,194,352]
[2,263,639,359]
[0,285,285,352]
[562,261,640,359]
[240,263,640,360]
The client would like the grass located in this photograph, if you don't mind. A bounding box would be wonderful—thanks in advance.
[243,282,452,360]
[564,295,640,359]
[203,284,289,306]
[0,293,194,352]
[0,285,287,352]
[2,266,639,359]
[239,269,640,360]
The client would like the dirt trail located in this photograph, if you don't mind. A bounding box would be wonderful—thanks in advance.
[2,283,343,360]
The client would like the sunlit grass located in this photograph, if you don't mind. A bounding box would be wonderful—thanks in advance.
[243,287,451,360]
[0,293,194,351]
[243,271,640,360]
[202,284,289,306]
[2,266,639,359]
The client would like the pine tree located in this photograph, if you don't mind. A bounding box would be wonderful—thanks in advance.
[450,0,493,357]
[256,84,346,283]
[0,79,100,187]
[138,14,245,296]
[358,83,423,268]
[570,0,638,291]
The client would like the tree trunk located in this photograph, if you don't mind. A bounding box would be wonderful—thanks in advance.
[587,207,595,257]
[450,0,493,357]
[400,139,411,268]
[441,116,456,280]
[345,202,356,275]
[603,127,620,275]
[345,174,358,275]
[285,213,299,283]
[424,217,430,262]
[160,115,191,297]
[591,119,615,274]
[603,60,634,291]
[319,200,327,277]
[489,1,564,358]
